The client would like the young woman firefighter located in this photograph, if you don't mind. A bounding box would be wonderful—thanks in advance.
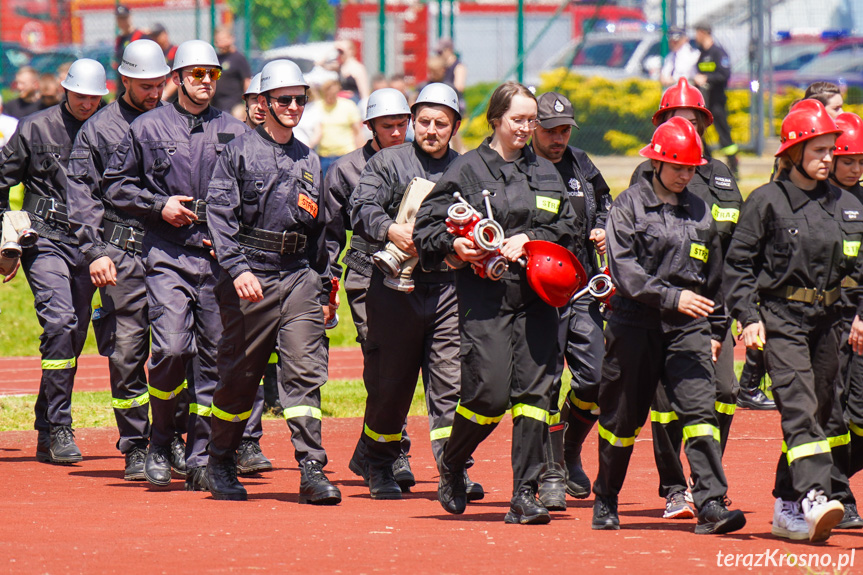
[724,99,863,543]
[413,81,580,525]
[629,78,743,521]
[591,116,745,536]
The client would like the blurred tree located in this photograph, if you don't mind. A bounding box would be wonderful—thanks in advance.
[228,0,336,50]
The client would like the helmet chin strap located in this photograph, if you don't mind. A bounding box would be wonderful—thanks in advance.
[793,141,816,181]
[265,96,291,129]
[181,75,206,107]
[653,162,672,192]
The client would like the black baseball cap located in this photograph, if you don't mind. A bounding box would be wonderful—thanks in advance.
[667,26,686,40]
[536,92,578,130]
[115,5,130,16]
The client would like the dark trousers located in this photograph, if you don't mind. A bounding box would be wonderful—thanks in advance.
[739,347,766,392]
[593,319,728,509]
[844,335,863,476]
[706,90,736,155]
[761,299,842,501]
[650,328,738,497]
[210,268,329,465]
[361,271,460,467]
[22,236,94,431]
[442,273,559,495]
[551,296,604,413]
[92,244,150,453]
[144,236,221,469]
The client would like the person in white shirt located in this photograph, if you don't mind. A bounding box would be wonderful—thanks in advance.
[660,27,700,88]
[0,94,19,148]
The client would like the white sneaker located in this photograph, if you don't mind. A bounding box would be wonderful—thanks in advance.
[771,498,808,540]
[801,489,845,543]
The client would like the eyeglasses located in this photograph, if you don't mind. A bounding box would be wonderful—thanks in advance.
[269,94,308,107]
[507,116,537,128]
[188,67,222,81]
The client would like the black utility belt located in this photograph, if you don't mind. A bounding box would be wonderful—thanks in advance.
[22,194,69,226]
[239,226,307,255]
[349,235,382,254]
[184,199,208,224]
[763,285,841,306]
[104,219,144,255]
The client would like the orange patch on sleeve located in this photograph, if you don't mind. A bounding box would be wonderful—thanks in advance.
[298,193,318,218]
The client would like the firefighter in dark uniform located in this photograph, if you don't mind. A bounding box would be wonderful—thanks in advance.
[323,88,416,488]
[414,82,579,524]
[529,91,610,511]
[350,83,479,500]
[693,23,738,178]
[823,111,863,529]
[0,58,107,464]
[590,117,745,535]
[103,40,248,491]
[203,59,342,503]
[724,99,858,542]
[66,40,193,481]
[628,78,743,520]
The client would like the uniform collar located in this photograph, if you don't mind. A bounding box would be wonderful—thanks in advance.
[255,123,296,149]
[362,139,377,160]
[636,170,699,215]
[696,158,714,179]
[477,137,535,180]
[779,177,837,214]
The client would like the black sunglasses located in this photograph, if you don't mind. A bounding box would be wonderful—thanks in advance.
[269,94,308,107]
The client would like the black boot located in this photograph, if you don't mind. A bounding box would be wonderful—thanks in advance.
[837,503,863,529]
[207,457,248,501]
[124,447,147,481]
[563,403,594,499]
[392,452,415,492]
[464,469,484,502]
[49,425,82,464]
[36,429,50,463]
[299,460,341,505]
[505,486,551,525]
[438,464,466,514]
[592,495,620,530]
[695,497,746,534]
[348,438,369,485]
[169,434,187,476]
[185,466,210,491]
[144,444,172,486]
[538,422,567,511]
[369,464,402,500]
[237,440,272,475]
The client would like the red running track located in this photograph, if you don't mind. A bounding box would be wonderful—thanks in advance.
[1,411,861,573]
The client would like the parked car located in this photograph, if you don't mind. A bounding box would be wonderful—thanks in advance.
[259,42,339,87]
[536,31,663,83]
[787,52,863,91]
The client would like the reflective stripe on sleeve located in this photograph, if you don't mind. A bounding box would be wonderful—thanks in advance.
[283,405,322,420]
[364,423,401,443]
[112,391,150,410]
[456,403,505,425]
[42,358,76,370]
[211,404,253,423]
[682,423,720,443]
[597,423,641,447]
[650,410,678,424]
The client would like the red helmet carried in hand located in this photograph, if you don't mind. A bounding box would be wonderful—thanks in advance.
[639,116,708,167]
[652,77,714,126]
[834,112,863,156]
[775,99,843,157]
[522,241,587,307]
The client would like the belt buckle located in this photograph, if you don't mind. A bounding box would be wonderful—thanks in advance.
[280,231,288,255]
[38,197,57,221]
[814,290,825,304]
[123,230,137,252]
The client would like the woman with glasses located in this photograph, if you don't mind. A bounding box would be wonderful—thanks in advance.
[414,81,579,524]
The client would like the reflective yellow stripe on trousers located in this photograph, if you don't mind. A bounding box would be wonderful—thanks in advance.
[211,404,253,423]
[511,404,549,423]
[714,401,736,416]
[42,358,76,370]
[456,403,505,425]
[364,423,401,443]
[597,423,641,447]
[430,426,452,441]
[782,439,832,465]
[650,410,678,424]
[148,381,188,401]
[569,390,598,413]
[190,403,212,417]
[828,433,850,449]
[850,422,863,437]
[112,391,150,410]
[682,424,720,443]
[283,405,322,420]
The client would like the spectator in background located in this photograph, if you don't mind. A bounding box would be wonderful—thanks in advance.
[39,72,62,110]
[294,85,323,149]
[5,67,41,119]
[211,27,251,112]
[334,40,369,102]
[114,5,145,96]
[425,56,447,84]
[317,79,363,176]
[805,82,844,117]
[57,62,72,83]
[150,23,178,101]
[389,73,410,99]
[660,26,699,87]
[0,95,19,148]
[437,39,466,96]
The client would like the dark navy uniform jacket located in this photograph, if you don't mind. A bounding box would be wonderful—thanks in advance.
[206,126,340,305]
[67,98,158,263]
[0,103,92,244]
[103,101,248,249]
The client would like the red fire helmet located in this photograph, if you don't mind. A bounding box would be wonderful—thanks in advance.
[652,77,714,127]
[639,116,708,167]
[522,241,587,307]
[775,99,843,157]
[834,112,863,156]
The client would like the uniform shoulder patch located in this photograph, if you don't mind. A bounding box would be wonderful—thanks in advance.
[302,170,315,184]
[713,175,732,189]
[298,193,318,218]
[218,133,236,144]
[843,209,861,221]
[537,174,560,182]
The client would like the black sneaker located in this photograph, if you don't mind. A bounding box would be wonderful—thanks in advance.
[49,425,82,464]
[237,440,273,475]
[207,458,248,501]
[124,447,147,481]
[837,503,863,529]
[465,469,485,502]
[592,495,620,530]
[505,487,551,525]
[565,455,592,499]
[369,464,402,500]
[538,468,567,511]
[36,429,50,463]
[695,497,746,534]
[144,444,173,486]
[736,387,775,410]
[438,466,467,515]
[299,460,342,505]
[169,434,187,476]
[392,452,415,492]
[185,466,210,492]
